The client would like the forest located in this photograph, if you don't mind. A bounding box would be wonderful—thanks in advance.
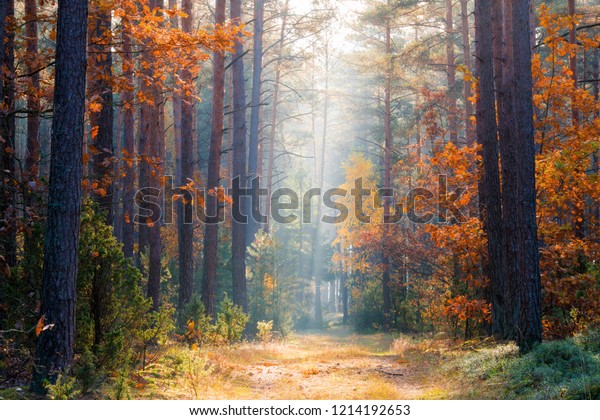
[0,0,599,401]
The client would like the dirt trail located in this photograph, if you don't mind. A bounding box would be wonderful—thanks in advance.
[230,326,437,400]
[136,324,441,400]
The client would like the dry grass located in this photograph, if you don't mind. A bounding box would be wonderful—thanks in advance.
[103,326,441,400]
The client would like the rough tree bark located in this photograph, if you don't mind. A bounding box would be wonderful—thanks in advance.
[177,0,196,322]
[231,0,248,313]
[168,0,185,318]
[498,0,516,340]
[492,0,503,115]
[202,0,227,320]
[137,31,149,270]
[138,0,164,312]
[460,0,474,146]
[0,0,10,331]
[567,0,585,238]
[502,0,542,351]
[265,0,289,227]
[25,0,40,179]
[569,0,579,125]
[33,0,88,392]
[113,108,123,242]
[227,72,233,179]
[474,0,505,337]
[382,10,392,332]
[247,0,265,247]
[0,1,15,269]
[445,0,458,144]
[169,0,182,187]
[89,2,114,224]
[121,18,135,260]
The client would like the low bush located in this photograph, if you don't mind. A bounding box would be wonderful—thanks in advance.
[447,331,600,399]
[177,295,249,348]
[506,340,600,399]
[216,295,249,344]
[256,320,273,343]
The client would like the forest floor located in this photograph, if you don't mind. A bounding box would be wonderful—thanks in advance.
[3,320,598,400]
[123,323,448,400]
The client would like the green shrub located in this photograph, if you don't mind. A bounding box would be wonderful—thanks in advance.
[506,340,600,399]
[180,297,214,347]
[257,320,274,343]
[178,296,254,347]
[350,279,385,332]
[216,295,249,344]
[133,306,175,370]
[46,374,80,400]
[247,230,296,337]
[182,352,213,399]
[446,343,519,383]
[573,329,600,354]
[112,370,131,400]
[76,200,152,372]
[75,350,99,396]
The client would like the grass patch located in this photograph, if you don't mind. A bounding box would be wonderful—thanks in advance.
[0,387,32,400]
[437,330,600,399]
[506,340,600,399]
[361,376,400,399]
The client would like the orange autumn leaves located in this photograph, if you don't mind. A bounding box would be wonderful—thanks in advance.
[335,6,600,337]
[79,0,244,204]
[533,5,600,337]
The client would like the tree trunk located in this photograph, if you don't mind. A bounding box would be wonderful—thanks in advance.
[569,0,579,126]
[137,45,149,271]
[265,0,289,228]
[502,0,542,351]
[498,0,515,339]
[310,34,330,330]
[25,0,40,179]
[492,0,503,117]
[567,0,584,238]
[168,0,182,186]
[231,0,248,313]
[460,0,474,146]
[89,3,114,224]
[445,0,458,144]
[0,3,6,99]
[247,0,265,247]
[474,0,505,337]
[328,279,336,313]
[341,263,349,324]
[177,0,196,322]
[382,11,392,332]
[227,71,233,179]
[121,18,135,260]
[113,110,123,241]
[0,0,15,269]
[594,50,599,223]
[202,0,227,320]
[0,0,10,331]
[139,0,164,312]
[169,0,185,312]
[33,0,88,392]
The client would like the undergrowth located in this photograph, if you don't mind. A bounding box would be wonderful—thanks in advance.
[422,329,600,399]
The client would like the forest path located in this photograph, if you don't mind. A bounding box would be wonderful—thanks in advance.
[236,326,437,400]
[144,322,443,400]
